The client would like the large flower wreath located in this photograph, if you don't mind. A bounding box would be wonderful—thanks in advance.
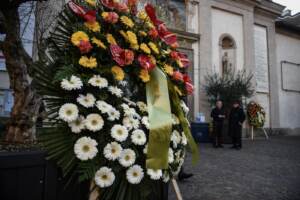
[247,101,266,128]
[33,0,198,199]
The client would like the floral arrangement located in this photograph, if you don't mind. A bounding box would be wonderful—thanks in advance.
[33,0,198,199]
[247,101,266,128]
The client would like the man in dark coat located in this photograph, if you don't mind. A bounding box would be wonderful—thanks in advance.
[228,100,246,150]
[211,100,226,148]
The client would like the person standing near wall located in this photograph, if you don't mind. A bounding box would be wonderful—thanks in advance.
[211,100,226,148]
[228,100,246,150]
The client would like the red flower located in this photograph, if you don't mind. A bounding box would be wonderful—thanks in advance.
[138,55,156,71]
[172,71,184,82]
[110,45,134,66]
[145,4,163,26]
[185,82,194,95]
[170,51,179,60]
[101,0,129,12]
[103,12,119,24]
[127,0,138,15]
[183,74,192,83]
[101,0,115,9]
[83,10,96,22]
[144,4,177,46]
[68,2,96,22]
[148,28,158,39]
[177,52,190,68]
[115,2,129,13]
[157,24,177,46]
[78,40,92,54]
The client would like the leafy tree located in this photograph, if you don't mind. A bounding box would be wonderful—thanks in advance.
[204,67,254,111]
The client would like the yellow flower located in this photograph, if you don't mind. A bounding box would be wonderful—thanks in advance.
[139,31,147,37]
[137,11,148,21]
[71,31,89,46]
[146,21,154,29]
[150,56,156,65]
[163,64,174,75]
[174,86,183,96]
[140,43,151,54]
[91,37,106,49]
[86,0,96,6]
[102,12,109,19]
[148,42,159,54]
[139,69,150,82]
[120,16,134,28]
[111,65,125,81]
[120,30,139,50]
[106,34,117,45]
[176,59,184,68]
[79,56,97,68]
[84,21,100,32]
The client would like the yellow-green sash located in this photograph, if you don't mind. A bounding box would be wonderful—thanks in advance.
[146,68,173,169]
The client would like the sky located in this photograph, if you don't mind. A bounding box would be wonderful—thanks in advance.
[272,0,300,14]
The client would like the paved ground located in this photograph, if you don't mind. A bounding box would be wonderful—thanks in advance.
[169,136,300,200]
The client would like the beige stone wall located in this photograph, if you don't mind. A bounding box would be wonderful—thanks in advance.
[276,33,300,131]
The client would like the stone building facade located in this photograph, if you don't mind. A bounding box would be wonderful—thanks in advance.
[0,0,299,134]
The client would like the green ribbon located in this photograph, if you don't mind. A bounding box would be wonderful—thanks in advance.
[146,68,173,169]
[145,68,199,169]
[168,81,199,165]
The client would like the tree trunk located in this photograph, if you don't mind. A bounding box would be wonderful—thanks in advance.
[1,6,41,143]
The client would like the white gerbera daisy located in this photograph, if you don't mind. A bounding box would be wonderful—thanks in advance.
[74,136,98,161]
[181,132,187,145]
[85,113,104,132]
[108,86,123,97]
[180,100,189,115]
[88,75,108,88]
[171,130,181,148]
[137,101,148,112]
[126,165,144,184]
[96,100,112,114]
[131,118,140,129]
[77,93,96,108]
[168,148,174,163]
[122,117,133,130]
[103,142,122,161]
[147,169,162,180]
[68,115,85,133]
[141,116,149,129]
[94,167,115,188]
[111,124,128,142]
[121,103,130,111]
[61,75,83,91]
[131,129,146,145]
[59,103,79,122]
[107,108,120,121]
[119,148,136,167]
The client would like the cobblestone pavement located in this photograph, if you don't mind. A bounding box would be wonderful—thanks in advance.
[169,136,300,200]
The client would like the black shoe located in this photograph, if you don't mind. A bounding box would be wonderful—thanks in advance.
[178,172,194,181]
[213,144,218,148]
[218,144,224,148]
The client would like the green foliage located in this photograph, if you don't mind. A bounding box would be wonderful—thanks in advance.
[204,67,254,109]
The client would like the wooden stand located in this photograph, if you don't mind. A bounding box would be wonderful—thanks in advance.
[251,126,269,140]
[171,179,183,200]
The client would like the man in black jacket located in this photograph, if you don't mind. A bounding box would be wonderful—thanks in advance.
[211,100,226,148]
[228,100,246,150]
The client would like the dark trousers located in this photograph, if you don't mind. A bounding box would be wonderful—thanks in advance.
[213,122,223,146]
[231,126,242,147]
